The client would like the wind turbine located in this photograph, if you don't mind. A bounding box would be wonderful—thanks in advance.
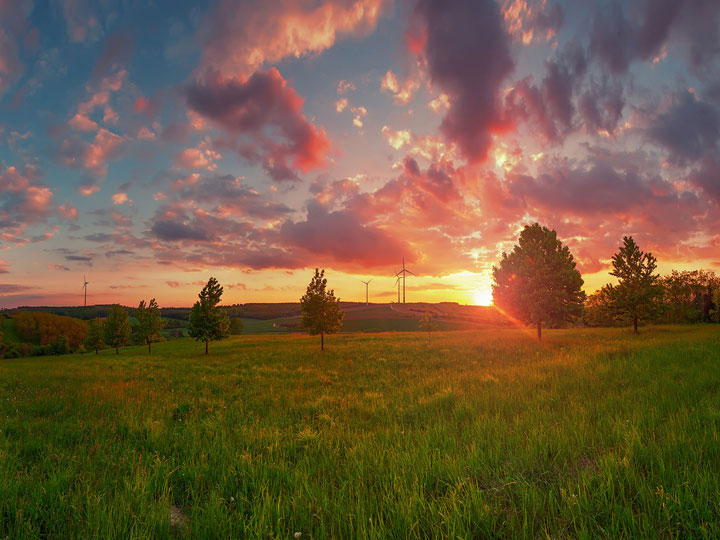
[395,256,415,304]
[81,274,89,307]
[394,276,401,303]
[360,279,372,306]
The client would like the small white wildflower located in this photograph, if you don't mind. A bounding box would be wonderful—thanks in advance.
[294,533,302,538]
[230,496,235,503]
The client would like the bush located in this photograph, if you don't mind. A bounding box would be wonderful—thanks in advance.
[50,335,70,355]
[230,318,244,335]
[3,347,20,359]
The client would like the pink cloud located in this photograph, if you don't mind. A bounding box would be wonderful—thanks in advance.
[0,165,55,247]
[198,0,390,77]
[68,112,99,131]
[186,68,331,180]
[380,69,420,105]
[175,142,221,171]
[80,128,124,176]
[60,0,102,43]
[79,185,100,196]
[112,192,130,205]
[58,204,78,220]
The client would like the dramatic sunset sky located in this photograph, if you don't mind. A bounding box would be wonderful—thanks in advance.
[1,0,719,308]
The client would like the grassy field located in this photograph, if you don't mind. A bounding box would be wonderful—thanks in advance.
[1,326,719,539]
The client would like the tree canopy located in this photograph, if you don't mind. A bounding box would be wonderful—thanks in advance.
[134,298,166,353]
[187,277,231,354]
[492,223,585,339]
[300,269,344,350]
[600,236,662,333]
[84,318,105,354]
[104,304,131,354]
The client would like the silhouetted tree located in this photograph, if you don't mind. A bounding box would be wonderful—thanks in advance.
[300,269,344,350]
[135,298,166,353]
[84,318,105,354]
[659,270,719,323]
[104,304,131,354]
[492,223,585,340]
[187,277,231,354]
[601,236,662,333]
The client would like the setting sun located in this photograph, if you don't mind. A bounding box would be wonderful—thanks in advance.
[472,287,494,306]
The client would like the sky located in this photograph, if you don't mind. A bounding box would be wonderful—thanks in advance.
[1,0,719,308]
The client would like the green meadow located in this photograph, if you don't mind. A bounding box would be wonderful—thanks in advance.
[1,326,719,539]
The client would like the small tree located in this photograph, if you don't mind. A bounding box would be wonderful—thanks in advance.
[419,310,432,348]
[230,318,244,335]
[104,304,131,354]
[492,223,586,340]
[601,236,662,333]
[187,277,231,354]
[300,268,344,350]
[84,317,105,354]
[135,298,166,353]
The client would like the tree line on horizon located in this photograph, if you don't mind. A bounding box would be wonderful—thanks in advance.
[492,224,720,339]
[1,223,719,356]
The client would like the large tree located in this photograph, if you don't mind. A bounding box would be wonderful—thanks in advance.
[492,223,585,340]
[135,298,166,353]
[300,268,344,350]
[187,277,231,354]
[104,304,131,354]
[601,236,662,333]
[84,317,105,354]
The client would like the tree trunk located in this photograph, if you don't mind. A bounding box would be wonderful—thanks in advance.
[321,333,324,351]
[116,345,119,354]
[148,341,151,354]
[205,340,209,355]
[633,317,638,333]
[95,348,98,355]
[537,321,542,340]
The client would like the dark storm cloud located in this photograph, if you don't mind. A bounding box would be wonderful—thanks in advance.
[151,220,211,242]
[649,92,720,163]
[415,0,514,162]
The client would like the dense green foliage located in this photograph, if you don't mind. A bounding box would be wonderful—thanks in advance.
[187,277,231,354]
[658,269,720,323]
[134,299,166,353]
[1,327,719,538]
[104,305,131,354]
[300,268,344,350]
[492,223,585,339]
[84,318,106,354]
[11,311,88,348]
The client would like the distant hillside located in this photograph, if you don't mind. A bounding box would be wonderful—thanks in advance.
[1,302,512,335]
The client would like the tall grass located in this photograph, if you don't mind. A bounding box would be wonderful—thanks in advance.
[1,326,719,539]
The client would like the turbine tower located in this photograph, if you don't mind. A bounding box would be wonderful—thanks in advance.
[394,276,401,303]
[395,257,415,304]
[81,274,89,307]
[360,279,372,306]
